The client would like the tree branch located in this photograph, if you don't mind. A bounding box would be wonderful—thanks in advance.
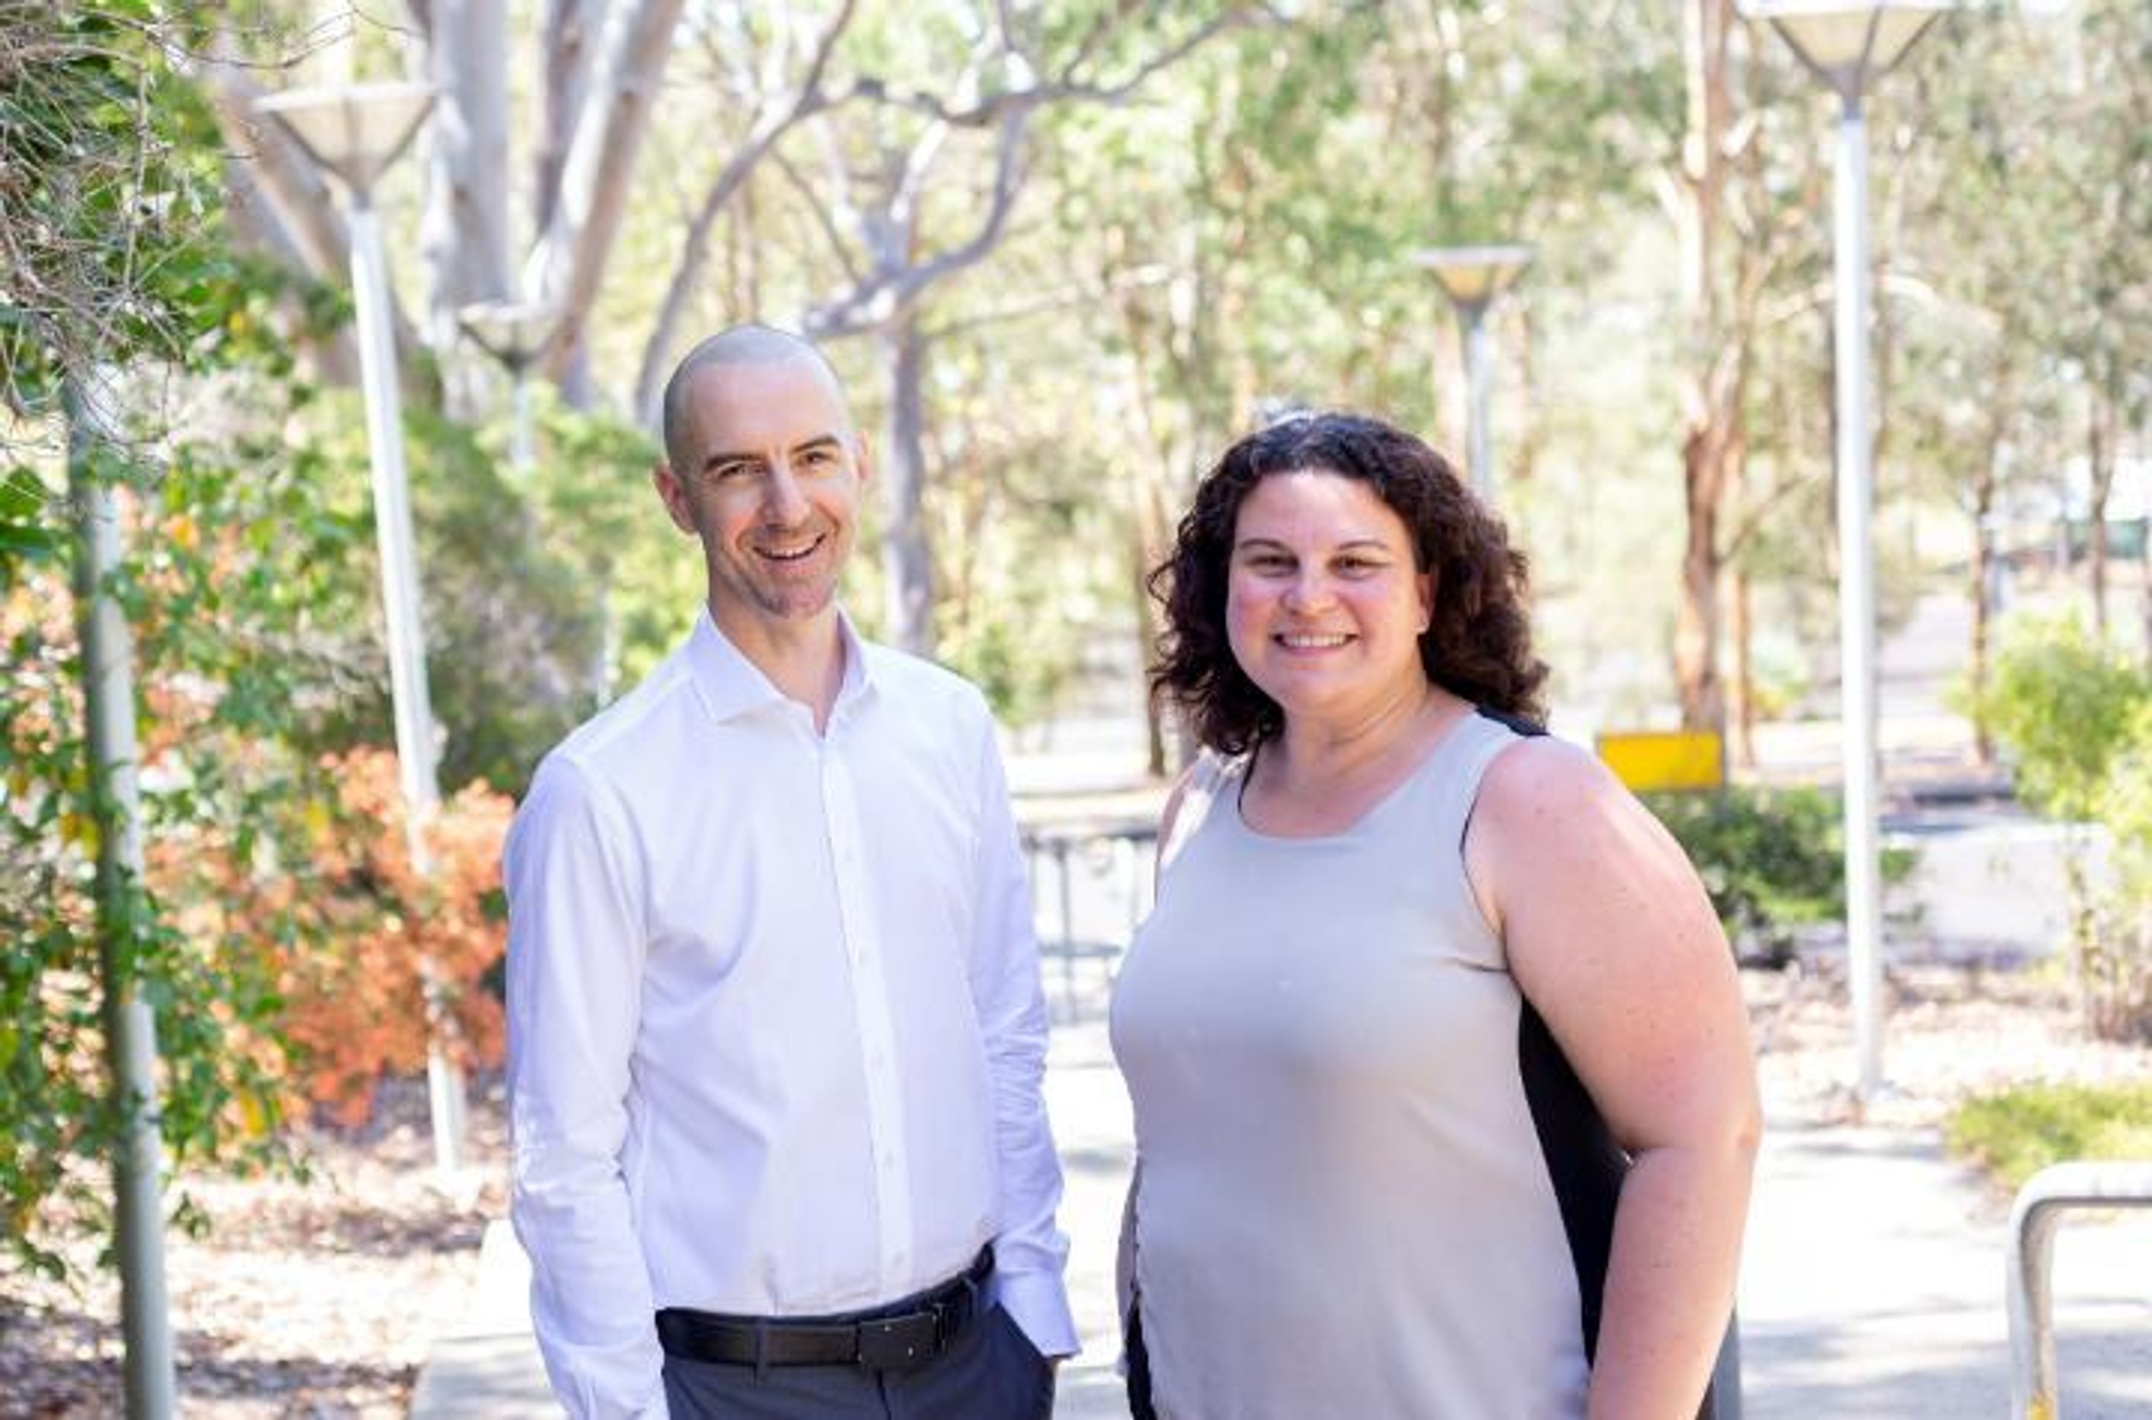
[775,147,870,290]
[803,104,1031,340]
[630,0,864,422]
[863,3,1262,127]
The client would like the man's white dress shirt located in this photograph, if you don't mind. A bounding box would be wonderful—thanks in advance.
[504,611,1076,1418]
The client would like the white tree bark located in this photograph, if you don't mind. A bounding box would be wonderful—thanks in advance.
[417,0,514,418]
[521,0,689,383]
[536,0,607,234]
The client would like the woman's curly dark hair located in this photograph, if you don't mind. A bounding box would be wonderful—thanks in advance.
[1149,411,1548,755]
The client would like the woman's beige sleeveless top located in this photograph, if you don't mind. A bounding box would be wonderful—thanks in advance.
[1111,711,1628,1419]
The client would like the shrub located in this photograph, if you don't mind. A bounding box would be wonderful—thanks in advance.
[1642,786,1915,966]
[1946,1080,2152,1191]
[1967,612,2147,823]
[2090,702,2152,1040]
[1964,611,2152,1039]
[276,748,511,1125]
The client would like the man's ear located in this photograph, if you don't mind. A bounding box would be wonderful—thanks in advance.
[852,431,874,490]
[651,463,697,535]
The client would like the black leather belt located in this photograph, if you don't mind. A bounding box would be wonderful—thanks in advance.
[655,1245,994,1372]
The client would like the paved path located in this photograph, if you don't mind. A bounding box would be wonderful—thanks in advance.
[411,961,2152,1417]
[1738,1119,2152,1418]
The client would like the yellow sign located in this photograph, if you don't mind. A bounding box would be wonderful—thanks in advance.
[1595,728,1725,792]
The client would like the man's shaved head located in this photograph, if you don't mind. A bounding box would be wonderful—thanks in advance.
[660,324,850,474]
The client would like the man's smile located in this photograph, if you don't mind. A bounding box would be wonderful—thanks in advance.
[754,534,826,563]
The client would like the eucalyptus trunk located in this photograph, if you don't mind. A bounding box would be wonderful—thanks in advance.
[535,0,603,234]
[418,0,512,420]
[1668,0,1741,733]
[1968,469,1998,768]
[523,0,688,385]
[1675,421,1731,730]
[2086,378,2120,634]
[880,315,935,658]
[1966,343,2017,769]
[1726,563,1755,769]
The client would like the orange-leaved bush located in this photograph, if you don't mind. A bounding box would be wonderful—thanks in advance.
[279,747,513,1125]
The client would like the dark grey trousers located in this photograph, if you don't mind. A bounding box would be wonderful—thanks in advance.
[660,1304,1055,1420]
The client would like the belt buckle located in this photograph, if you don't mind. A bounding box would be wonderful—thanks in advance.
[856,1311,939,1371]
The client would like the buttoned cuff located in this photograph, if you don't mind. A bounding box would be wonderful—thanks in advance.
[990,1268,1080,1358]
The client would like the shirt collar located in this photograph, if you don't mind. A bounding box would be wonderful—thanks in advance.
[687,607,878,726]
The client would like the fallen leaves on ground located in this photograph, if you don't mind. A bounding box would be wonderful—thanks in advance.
[0,1073,506,1419]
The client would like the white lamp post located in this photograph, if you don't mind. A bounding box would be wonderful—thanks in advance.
[1745,1,1948,1103]
[1412,244,1534,502]
[254,81,468,1171]
[457,298,561,475]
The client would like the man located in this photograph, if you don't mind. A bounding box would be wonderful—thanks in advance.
[504,324,1076,1419]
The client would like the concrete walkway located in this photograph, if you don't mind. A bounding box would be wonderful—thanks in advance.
[410,961,2152,1417]
[1737,1119,2152,1418]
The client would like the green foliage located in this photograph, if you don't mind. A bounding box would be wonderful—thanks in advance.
[1946,1079,2152,1191]
[1643,786,1915,965]
[0,470,63,580]
[2102,702,2152,869]
[0,3,336,1282]
[909,342,1120,728]
[2,429,347,1281]
[528,399,698,699]
[1962,612,2150,822]
[3,1,287,589]
[255,392,623,798]
[934,497,1090,729]
[939,613,1067,728]
[2099,705,2152,1034]
[1963,609,2152,1039]
[1,2,273,416]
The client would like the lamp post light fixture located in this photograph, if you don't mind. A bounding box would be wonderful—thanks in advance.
[1412,243,1534,503]
[254,80,469,1171]
[458,298,561,475]
[1744,0,1948,1103]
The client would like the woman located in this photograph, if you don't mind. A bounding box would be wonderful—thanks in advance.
[1111,412,1760,1419]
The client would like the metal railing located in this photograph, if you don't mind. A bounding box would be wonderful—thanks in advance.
[2006,1160,2152,1419]
[1020,817,1157,1013]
